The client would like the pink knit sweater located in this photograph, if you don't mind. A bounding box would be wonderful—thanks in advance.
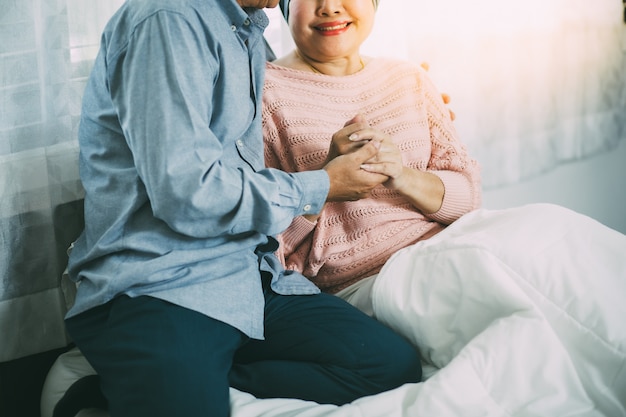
[263,58,482,293]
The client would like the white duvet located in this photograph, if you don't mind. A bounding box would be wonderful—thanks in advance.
[42,204,626,417]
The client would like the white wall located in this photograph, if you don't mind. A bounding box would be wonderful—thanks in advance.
[482,139,626,234]
[481,16,626,235]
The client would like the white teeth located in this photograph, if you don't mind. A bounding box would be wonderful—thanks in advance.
[318,23,348,31]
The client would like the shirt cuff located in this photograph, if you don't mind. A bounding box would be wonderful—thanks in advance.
[293,170,329,216]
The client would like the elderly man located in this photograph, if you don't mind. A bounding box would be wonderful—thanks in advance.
[63,1,421,416]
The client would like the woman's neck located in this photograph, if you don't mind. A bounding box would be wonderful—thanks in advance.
[291,50,365,76]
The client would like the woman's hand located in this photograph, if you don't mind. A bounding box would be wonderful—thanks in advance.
[339,114,445,214]
[331,115,404,184]
[359,135,403,184]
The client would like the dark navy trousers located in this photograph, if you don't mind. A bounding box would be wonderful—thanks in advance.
[66,284,421,417]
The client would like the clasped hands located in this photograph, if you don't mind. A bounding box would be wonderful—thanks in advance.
[323,63,452,204]
[322,112,445,216]
[323,114,403,202]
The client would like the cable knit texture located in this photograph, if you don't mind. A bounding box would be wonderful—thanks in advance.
[263,58,482,293]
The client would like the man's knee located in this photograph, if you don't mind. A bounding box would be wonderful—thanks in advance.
[383,336,422,386]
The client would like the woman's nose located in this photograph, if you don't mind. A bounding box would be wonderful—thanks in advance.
[317,0,343,16]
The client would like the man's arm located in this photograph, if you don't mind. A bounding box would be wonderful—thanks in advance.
[111,11,387,239]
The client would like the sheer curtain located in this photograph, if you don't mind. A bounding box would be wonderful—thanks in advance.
[1,0,123,362]
[363,0,626,188]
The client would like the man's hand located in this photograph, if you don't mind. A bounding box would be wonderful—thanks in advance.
[421,62,456,121]
[325,115,372,163]
[323,140,388,202]
[335,115,404,183]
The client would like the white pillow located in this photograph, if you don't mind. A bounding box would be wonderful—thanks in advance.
[40,347,99,417]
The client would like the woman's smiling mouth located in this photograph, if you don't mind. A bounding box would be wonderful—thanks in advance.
[315,21,351,35]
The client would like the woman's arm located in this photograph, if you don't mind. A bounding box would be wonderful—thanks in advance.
[343,68,481,223]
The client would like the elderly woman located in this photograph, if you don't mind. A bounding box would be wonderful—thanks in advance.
[264,0,481,313]
[264,1,626,415]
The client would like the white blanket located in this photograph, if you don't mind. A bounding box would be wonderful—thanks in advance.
[42,204,626,417]
[372,204,626,416]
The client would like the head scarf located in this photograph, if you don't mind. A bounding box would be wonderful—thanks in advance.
[280,0,379,21]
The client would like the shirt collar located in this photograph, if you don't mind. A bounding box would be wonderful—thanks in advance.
[221,1,270,32]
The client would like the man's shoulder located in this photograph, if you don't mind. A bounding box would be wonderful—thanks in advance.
[119,0,189,19]
[106,0,232,41]
[121,0,226,21]
[125,0,192,12]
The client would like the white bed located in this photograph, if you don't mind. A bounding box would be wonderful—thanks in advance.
[41,204,626,417]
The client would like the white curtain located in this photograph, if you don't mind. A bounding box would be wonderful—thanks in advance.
[363,0,626,188]
[0,0,123,362]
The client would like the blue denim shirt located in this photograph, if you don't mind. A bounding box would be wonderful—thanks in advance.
[66,0,327,339]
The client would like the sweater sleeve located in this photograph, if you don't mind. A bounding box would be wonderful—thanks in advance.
[275,215,317,273]
[419,68,482,224]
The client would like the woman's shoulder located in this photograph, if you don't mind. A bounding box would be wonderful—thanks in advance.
[363,57,430,88]
[264,61,316,84]
[367,57,423,72]
[263,61,312,97]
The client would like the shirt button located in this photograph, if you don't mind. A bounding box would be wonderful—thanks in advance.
[303,204,312,212]
[236,140,243,147]
[243,19,250,26]
[230,25,237,31]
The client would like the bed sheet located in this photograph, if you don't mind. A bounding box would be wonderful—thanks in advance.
[42,204,626,417]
